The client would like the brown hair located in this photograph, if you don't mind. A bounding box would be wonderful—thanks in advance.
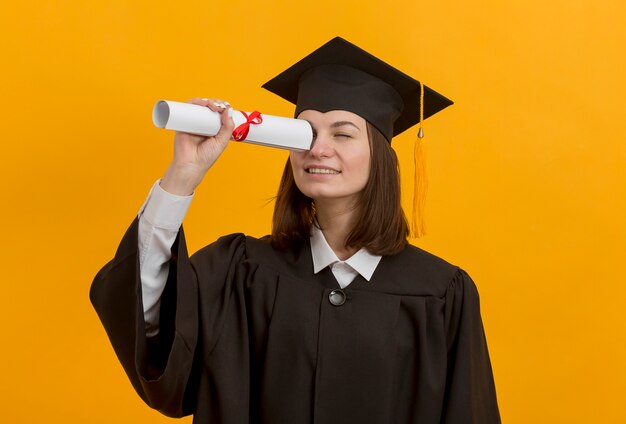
[270,122,409,256]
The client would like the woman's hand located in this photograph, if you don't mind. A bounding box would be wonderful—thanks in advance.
[160,98,235,195]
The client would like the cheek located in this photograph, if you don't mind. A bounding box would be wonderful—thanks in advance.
[289,152,304,166]
[354,147,371,183]
[289,153,304,176]
[289,153,306,189]
[360,161,371,187]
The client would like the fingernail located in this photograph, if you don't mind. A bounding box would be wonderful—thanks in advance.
[215,103,226,109]
[227,107,233,118]
[201,98,209,101]
[224,101,231,106]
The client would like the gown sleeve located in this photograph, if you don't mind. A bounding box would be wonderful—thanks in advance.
[89,218,246,418]
[442,269,501,423]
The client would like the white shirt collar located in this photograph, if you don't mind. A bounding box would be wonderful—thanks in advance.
[310,225,382,281]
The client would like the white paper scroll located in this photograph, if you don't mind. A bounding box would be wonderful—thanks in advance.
[152,100,313,152]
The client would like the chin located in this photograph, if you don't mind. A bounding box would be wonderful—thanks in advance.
[304,189,358,204]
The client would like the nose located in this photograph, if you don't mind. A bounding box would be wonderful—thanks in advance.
[308,133,334,159]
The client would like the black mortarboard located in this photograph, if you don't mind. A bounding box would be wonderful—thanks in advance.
[262,37,453,142]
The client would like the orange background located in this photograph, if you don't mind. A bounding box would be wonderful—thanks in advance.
[1,1,625,422]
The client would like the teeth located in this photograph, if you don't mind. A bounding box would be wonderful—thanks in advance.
[308,168,340,174]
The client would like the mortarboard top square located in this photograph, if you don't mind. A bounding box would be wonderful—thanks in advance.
[262,37,453,141]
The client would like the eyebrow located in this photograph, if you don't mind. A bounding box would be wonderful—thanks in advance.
[330,121,361,131]
[304,120,361,132]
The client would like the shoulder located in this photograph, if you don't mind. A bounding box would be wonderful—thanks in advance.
[378,243,466,297]
[191,233,302,272]
[243,235,309,275]
[192,233,247,257]
[189,233,249,272]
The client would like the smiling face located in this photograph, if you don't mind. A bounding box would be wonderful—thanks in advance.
[289,110,371,207]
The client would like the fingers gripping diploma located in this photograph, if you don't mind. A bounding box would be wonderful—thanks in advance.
[160,98,235,196]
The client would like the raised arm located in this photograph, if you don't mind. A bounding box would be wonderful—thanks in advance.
[91,98,236,416]
[139,98,235,335]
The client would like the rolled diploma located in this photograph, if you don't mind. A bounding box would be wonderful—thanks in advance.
[152,100,312,152]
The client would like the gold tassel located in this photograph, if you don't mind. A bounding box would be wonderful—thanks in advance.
[411,133,427,238]
[411,81,427,238]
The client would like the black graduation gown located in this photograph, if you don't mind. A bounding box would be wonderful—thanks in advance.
[90,219,500,423]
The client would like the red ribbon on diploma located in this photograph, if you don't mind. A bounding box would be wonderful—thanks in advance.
[232,111,263,141]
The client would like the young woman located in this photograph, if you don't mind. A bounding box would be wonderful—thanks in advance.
[91,37,500,423]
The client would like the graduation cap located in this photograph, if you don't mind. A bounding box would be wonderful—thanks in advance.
[262,36,453,142]
[262,37,453,237]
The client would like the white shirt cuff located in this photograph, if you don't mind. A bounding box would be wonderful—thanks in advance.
[138,180,194,230]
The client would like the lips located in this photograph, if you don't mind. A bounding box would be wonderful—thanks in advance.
[306,167,341,175]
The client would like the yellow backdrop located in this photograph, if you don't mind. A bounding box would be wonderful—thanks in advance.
[1,1,624,422]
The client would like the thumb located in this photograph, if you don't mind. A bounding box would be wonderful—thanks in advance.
[215,107,235,143]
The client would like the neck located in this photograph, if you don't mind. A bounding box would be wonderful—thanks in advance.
[314,198,359,261]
